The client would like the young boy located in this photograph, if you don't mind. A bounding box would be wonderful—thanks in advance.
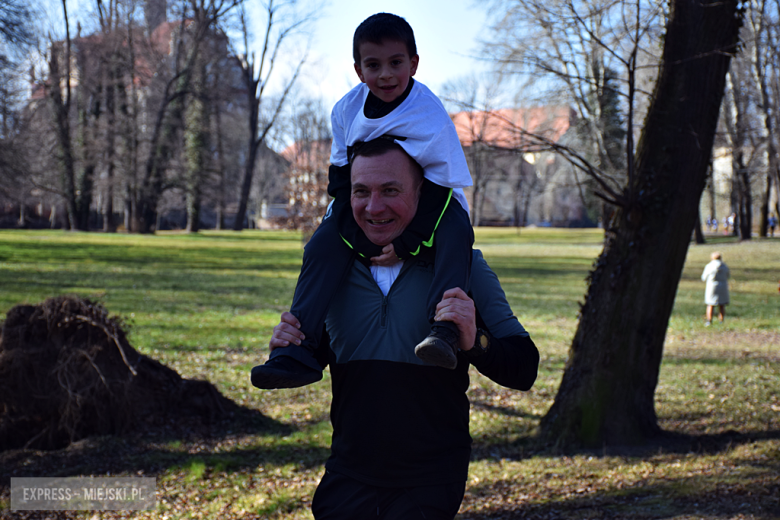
[251,12,474,389]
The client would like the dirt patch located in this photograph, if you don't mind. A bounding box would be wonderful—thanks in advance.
[0,296,241,451]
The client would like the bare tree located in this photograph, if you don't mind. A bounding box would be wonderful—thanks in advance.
[47,0,80,230]
[746,0,780,236]
[273,97,330,241]
[721,62,763,240]
[131,0,242,233]
[485,0,666,212]
[484,0,742,446]
[232,0,315,231]
[442,75,504,226]
[0,0,32,46]
[541,0,741,447]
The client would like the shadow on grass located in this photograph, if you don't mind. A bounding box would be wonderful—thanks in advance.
[0,405,332,485]
[465,430,780,519]
[471,401,542,420]
[460,474,780,519]
[470,428,780,463]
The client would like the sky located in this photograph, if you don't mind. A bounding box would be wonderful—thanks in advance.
[41,0,492,112]
[275,0,491,109]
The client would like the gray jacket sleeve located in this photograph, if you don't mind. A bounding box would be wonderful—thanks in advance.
[468,250,539,391]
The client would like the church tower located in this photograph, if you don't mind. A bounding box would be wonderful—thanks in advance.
[144,0,167,35]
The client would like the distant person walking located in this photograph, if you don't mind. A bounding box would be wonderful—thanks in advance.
[769,214,777,237]
[701,252,730,326]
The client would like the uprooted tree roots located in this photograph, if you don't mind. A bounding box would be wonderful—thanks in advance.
[0,296,240,451]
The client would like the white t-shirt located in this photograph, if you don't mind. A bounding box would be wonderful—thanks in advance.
[370,262,404,296]
[330,81,471,213]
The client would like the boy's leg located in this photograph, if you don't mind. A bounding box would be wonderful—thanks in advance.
[251,199,355,389]
[413,203,473,369]
[404,185,473,370]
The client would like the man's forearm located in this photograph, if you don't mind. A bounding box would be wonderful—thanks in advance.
[469,333,539,391]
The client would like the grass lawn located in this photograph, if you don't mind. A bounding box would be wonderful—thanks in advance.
[0,228,778,519]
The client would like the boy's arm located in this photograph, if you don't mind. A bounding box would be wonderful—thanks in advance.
[329,99,351,198]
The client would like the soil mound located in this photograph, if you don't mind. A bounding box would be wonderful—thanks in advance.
[0,296,239,451]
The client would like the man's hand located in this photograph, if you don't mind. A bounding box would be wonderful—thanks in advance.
[434,288,477,351]
[269,312,305,351]
[370,244,399,266]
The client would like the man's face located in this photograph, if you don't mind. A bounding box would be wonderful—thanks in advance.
[351,149,421,247]
[354,39,418,103]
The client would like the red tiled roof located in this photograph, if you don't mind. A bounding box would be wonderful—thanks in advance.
[281,139,332,169]
[451,106,575,149]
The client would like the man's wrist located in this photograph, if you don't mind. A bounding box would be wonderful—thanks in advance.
[462,328,490,359]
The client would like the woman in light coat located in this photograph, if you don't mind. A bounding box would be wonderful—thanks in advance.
[701,252,730,325]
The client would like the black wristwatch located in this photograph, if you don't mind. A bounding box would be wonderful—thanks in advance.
[462,328,491,360]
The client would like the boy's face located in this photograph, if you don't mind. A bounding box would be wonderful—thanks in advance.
[354,40,419,103]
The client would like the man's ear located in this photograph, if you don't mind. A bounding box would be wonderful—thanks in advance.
[410,54,419,77]
[354,63,366,83]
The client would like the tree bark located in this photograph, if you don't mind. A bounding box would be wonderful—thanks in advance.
[185,64,208,234]
[694,212,705,244]
[233,52,261,232]
[48,41,79,231]
[540,0,742,448]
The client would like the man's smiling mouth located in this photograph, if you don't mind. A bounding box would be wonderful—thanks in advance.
[368,219,392,225]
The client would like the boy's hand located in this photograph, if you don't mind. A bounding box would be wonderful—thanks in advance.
[269,312,305,351]
[434,288,477,351]
[370,244,399,266]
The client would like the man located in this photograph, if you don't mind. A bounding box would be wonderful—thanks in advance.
[266,139,539,519]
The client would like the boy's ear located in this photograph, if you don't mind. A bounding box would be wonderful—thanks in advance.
[354,63,366,83]
[410,54,419,76]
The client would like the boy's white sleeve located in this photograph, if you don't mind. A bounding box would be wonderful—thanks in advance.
[330,101,349,167]
[410,118,472,189]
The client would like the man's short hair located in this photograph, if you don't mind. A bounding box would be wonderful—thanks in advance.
[353,13,417,64]
[350,138,423,183]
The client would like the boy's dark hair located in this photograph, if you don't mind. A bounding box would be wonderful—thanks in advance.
[353,13,417,64]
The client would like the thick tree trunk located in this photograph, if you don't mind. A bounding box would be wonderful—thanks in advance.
[540,0,741,448]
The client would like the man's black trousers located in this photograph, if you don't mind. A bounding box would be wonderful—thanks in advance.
[311,470,465,520]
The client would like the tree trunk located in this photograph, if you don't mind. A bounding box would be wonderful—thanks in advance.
[759,173,772,237]
[185,65,208,234]
[136,83,187,233]
[214,99,227,231]
[103,65,119,233]
[737,167,752,240]
[233,58,260,232]
[48,44,79,231]
[540,0,742,448]
[694,211,705,244]
[234,138,260,231]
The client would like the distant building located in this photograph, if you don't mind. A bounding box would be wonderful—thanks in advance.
[18,0,288,231]
[451,106,590,226]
